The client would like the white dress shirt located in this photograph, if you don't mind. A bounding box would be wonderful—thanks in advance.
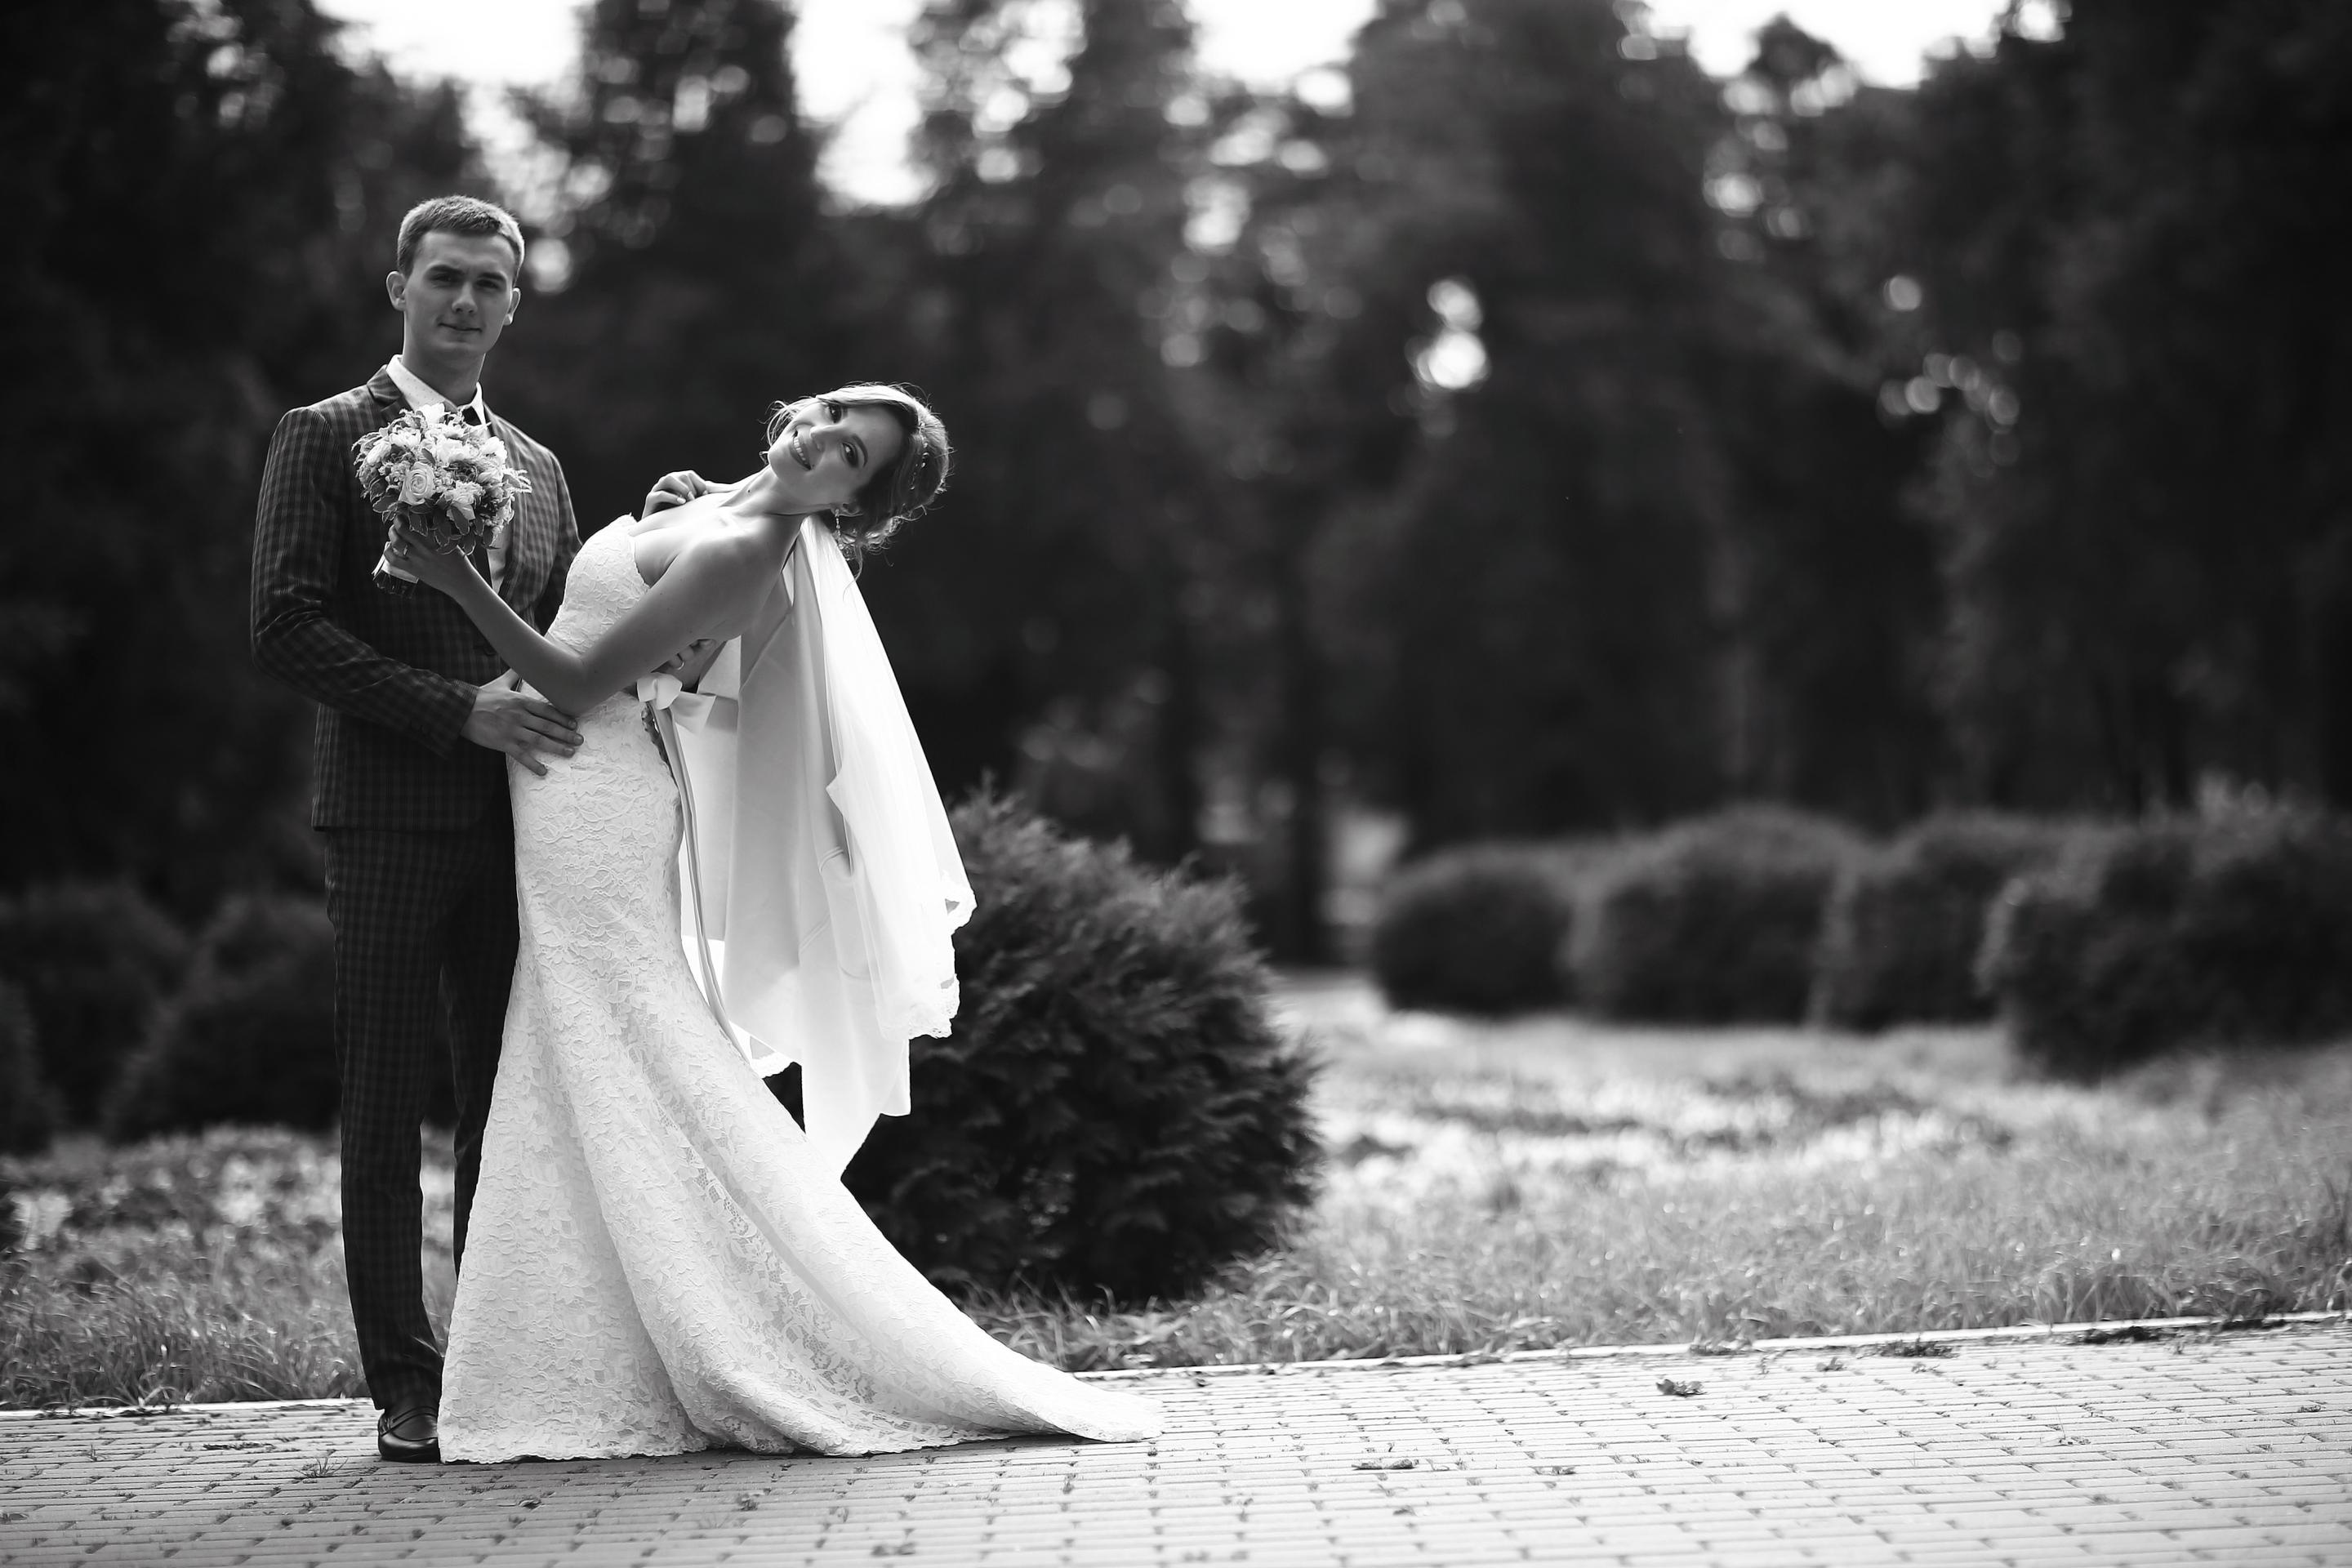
[384,355,508,591]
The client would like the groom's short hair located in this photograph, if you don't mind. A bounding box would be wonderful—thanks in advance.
[395,196,526,278]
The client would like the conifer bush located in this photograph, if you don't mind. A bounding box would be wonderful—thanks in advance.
[840,793,1321,1304]
[0,880,188,1123]
[1980,809,2352,1079]
[1368,844,1578,1015]
[1811,813,2083,1031]
[105,894,340,1138]
[0,982,60,1156]
[1569,806,1866,1024]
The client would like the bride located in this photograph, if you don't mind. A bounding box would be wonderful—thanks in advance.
[387,385,1160,1460]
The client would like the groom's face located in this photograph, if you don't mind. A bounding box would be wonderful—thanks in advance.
[387,230,521,367]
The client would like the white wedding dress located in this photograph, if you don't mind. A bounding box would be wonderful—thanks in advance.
[438,522,1160,1460]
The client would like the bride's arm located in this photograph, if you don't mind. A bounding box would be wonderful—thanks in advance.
[390,523,775,714]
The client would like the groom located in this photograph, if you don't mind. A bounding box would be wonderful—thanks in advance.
[250,195,583,1463]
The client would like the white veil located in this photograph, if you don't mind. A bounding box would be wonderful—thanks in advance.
[641,516,973,1175]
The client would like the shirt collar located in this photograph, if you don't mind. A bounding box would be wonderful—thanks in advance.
[385,355,489,425]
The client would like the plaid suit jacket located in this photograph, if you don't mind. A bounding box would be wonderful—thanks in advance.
[251,368,582,830]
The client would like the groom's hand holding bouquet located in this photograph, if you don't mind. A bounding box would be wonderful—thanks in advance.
[356,403,533,595]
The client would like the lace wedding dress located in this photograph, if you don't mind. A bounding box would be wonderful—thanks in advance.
[438,522,1160,1460]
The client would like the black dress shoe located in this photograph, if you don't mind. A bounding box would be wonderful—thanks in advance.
[376,1401,441,1463]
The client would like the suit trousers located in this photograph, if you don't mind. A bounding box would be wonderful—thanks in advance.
[322,811,516,1410]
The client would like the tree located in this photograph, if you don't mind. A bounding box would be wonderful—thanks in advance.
[1898,0,2352,811]
[1298,0,1738,844]
[499,0,844,528]
[1694,18,1946,822]
[0,0,479,909]
[875,0,1218,862]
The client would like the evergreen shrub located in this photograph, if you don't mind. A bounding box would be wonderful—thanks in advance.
[841,793,1321,1304]
[1811,813,2084,1031]
[105,894,340,1138]
[0,981,60,1155]
[1368,844,1581,1015]
[1570,806,1866,1024]
[1980,809,2352,1079]
[0,881,188,1122]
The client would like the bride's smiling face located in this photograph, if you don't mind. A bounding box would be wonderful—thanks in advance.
[765,398,906,514]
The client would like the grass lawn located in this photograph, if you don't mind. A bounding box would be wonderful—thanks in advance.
[5,976,2348,1405]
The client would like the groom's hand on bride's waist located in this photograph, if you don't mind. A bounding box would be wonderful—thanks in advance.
[464,675,581,777]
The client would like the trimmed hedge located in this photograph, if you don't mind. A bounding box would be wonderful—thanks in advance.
[1811,813,2082,1031]
[1980,809,2352,1079]
[0,881,187,1122]
[0,981,60,1156]
[1569,806,1867,1024]
[1369,844,1577,1015]
[105,894,340,1138]
[841,793,1321,1304]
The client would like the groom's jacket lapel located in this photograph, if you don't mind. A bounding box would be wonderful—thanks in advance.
[250,368,582,831]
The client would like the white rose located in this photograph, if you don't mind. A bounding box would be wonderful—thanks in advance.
[399,466,438,506]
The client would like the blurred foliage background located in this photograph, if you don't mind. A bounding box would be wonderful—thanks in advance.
[6,0,2351,965]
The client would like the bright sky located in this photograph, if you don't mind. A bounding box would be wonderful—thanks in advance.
[314,0,2012,207]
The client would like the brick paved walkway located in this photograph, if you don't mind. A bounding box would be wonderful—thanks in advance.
[2,1320,2346,1567]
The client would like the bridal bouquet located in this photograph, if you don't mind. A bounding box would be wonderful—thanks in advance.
[354,403,532,595]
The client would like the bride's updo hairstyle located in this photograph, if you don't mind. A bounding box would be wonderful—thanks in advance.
[767,384,951,559]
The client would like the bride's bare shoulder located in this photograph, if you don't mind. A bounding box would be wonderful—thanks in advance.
[642,525,788,645]
[628,496,739,587]
[657,518,790,593]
